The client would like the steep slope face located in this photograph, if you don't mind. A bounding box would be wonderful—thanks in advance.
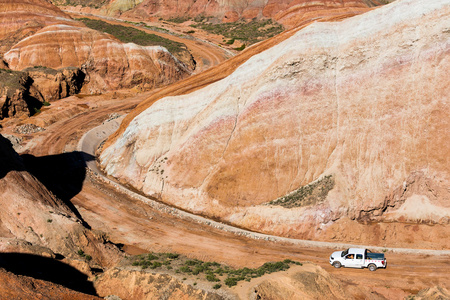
[3,24,190,93]
[0,268,101,300]
[101,0,450,246]
[0,134,122,266]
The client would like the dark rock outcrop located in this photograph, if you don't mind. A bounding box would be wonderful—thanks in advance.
[0,67,85,119]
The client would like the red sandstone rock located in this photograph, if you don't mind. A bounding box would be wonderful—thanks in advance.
[0,268,101,300]
[3,24,190,92]
[1,0,191,94]
[0,0,78,54]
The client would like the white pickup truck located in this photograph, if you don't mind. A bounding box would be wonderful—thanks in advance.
[329,248,387,271]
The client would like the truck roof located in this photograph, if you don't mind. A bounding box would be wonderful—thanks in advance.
[348,248,366,254]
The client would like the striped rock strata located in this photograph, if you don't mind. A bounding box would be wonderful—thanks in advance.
[100,0,450,246]
[1,0,190,93]
[117,0,375,28]
[3,24,190,93]
[0,0,77,54]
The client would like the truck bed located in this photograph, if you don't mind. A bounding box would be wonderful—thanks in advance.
[367,253,385,260]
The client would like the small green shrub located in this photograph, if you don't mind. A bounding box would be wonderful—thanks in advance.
[212,283,221,289]
[191,19,283,46]
[167,16,190,23]
[225,277,239,287]
[147,253,158,260]
[234,44,246,51]
[226,38,235,45]
[206,274,220,282]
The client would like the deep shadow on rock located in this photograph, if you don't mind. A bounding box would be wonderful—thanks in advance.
[0,134,25,179]
[0,253,98,296]
[20,151,95,226]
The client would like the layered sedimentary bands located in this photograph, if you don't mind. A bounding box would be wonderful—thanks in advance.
[4,24,191,93]
[58,0,379,28]
[101,0,450,247]
[0,0,190,104]
[0,0,78,54]
[129,0,376,27]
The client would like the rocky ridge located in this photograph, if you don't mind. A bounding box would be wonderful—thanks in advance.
[57,0,376,28]
[100,0,450,247]
[0,267,101,300]
[0,67,85,119]
[0,133,123,286]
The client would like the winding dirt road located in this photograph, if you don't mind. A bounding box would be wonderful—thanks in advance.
[20,62,450,300]
[16,14,450,300]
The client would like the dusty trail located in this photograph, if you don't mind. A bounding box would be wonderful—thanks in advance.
[22,93,450,298]
[19,11,450,299]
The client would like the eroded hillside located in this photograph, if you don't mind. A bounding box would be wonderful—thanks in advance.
[0,0,192,119]
[53,0,376,29]
[100,0,450,248]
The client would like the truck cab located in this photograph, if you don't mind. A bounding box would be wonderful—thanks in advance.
[329,248,386,271]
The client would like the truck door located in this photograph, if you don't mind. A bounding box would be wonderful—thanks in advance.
[344,253,363,268]
[343,253,356,267]
[353,254,364,268]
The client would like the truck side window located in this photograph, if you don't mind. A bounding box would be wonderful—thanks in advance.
[356,254,363,259]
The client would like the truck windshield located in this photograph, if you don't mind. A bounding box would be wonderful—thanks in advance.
[341,249,349,257]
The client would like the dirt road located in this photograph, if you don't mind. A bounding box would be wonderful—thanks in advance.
[15,12,450,299]
[18,93,449,299]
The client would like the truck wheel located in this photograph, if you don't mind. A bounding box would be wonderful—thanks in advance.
[333,261,341,268]
[368,264,377,271]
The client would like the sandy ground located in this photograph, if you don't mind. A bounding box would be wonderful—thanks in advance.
[7,92,447,299]
[1,13,449,299]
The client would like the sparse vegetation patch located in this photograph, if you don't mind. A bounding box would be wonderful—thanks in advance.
[191,19,284,46]
[127,252,302,289]
[51,0,108,9]
[167,16,191,24]
[267,175,335,208]
[76,18,188,57]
